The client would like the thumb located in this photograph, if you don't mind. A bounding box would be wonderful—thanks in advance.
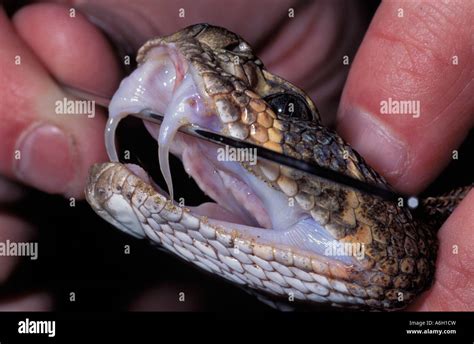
[337,0,474,195]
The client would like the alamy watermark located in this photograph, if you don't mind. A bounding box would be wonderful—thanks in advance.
[380,97,420,118]
[18,318,55,338]
[55,97,95,118]
[217,145,257,165]
[324,240,365,260]
[0,240,38,260]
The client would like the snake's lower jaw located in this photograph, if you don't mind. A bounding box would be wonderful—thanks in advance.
[90,130,346,259]
[85,161,371,309]
[85,149,423,312]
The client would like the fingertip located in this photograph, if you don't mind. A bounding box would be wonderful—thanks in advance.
[11,117,107,198]
[337,107,411,186]
[13,2,121,95]
[6,3,112,197]
[408,190,474,311]
[337,0,474,194]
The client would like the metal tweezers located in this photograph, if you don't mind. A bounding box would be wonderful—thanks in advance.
[63,84,414,205]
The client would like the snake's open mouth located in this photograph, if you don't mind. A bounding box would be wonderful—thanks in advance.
[85,24,442,310]
[103,44,357,265]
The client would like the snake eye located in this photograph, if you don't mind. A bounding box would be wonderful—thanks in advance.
[264,92,314,121]
[223,41,241,51]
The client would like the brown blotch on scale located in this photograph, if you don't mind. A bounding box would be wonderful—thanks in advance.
[344,222,372,244]
[370,272,391,288]
[334,208,357,229]
[379,257,399,276]
[231,90,250,106]
[315,192,340,212]
[371,226,390,245]
[393,274,411,289]
[385,289,402,301]
[202,73,233,95]
[400,257,416,274]
[215,98,240,123]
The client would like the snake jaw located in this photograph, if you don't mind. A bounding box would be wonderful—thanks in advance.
[88,24,440,311]
[106,44,218,200]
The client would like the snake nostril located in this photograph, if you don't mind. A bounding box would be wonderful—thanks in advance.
[264,92,315,122]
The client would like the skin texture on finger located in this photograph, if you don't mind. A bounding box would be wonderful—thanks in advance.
[337,0,474,194]
[0,4,118,197]
[13,3,121,96]
[0,213,36,284]
[408,190,474,311]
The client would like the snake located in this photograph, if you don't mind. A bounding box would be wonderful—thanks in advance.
[84,24,470,310]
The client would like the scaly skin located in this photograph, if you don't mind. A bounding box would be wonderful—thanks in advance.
[84,24,457,310]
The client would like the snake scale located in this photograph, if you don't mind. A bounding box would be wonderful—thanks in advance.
[85,24,470,310]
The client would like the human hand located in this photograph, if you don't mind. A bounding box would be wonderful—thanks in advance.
[335,1,474,310]
[0,2,118,310]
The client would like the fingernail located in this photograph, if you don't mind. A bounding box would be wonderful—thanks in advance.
[337,108,408,181]
[14,123,77,194]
